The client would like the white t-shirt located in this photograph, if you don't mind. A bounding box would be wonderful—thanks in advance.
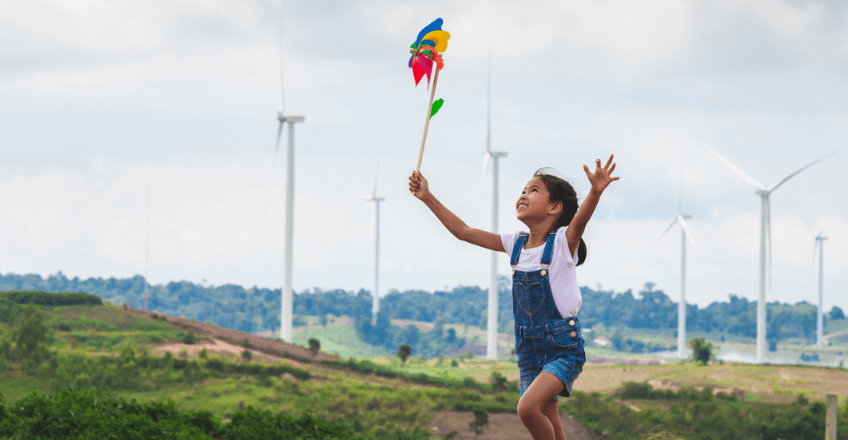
[501,226,582,318]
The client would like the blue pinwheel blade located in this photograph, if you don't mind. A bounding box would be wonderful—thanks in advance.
[415,18,443,46]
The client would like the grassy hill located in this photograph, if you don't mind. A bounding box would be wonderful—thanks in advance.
[2,297,848,439]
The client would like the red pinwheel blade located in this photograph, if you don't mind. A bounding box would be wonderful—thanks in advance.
[412,61,425,86]
[412,55,433,88]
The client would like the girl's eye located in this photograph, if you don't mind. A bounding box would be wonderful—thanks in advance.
[531,188,538,192]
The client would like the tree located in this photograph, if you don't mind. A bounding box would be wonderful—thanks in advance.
[13,304,47,360]
[308,338,321,357]
[469,409,488,436]
[397,344,411,366]
[688,337,717,365]
[829,306,845,321]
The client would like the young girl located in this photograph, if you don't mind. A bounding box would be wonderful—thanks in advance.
[408,155,618,440]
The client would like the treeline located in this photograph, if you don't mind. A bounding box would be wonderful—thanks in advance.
[2,272,845,350]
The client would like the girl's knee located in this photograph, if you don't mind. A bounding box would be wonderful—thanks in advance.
[516,397,541,422]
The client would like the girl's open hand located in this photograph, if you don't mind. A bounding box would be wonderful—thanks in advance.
[408,170,430,200]
[583,154,620,192]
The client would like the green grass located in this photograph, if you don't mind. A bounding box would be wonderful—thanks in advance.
[292,322,390,358]
[41,304,184,351]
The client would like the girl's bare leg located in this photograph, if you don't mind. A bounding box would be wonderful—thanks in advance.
[517,372,566,440]
[542,399,566,440]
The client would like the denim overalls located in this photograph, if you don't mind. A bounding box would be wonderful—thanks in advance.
[512,231,586,398]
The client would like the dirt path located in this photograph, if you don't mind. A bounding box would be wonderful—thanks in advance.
[123,307,334,363]
[428,410,592,439]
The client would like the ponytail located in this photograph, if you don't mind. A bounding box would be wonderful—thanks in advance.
[534,168,587,266]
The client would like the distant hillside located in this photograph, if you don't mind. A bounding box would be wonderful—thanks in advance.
[1,296,845,439]
[2,271,845,356]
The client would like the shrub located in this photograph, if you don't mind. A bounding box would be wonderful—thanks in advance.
[205,358,224,371]
[490,371,508,393]
[0,388,364,440]
[0,290,102,306]
[397,344,411,366]
[688,337,717,365]
[308,338,320,357]
[182,333,196,344]
[12,304,48,360]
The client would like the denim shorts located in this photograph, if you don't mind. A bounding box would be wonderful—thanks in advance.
[515,318,586,399]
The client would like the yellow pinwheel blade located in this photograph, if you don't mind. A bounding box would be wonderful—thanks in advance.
[420,30,450,52]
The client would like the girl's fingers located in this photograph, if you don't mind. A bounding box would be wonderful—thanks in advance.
[609,162,616,174]
[583,164,591,178]
[605,154,614,169]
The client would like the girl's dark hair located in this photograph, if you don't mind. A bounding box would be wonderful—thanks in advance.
[533,168,587,266]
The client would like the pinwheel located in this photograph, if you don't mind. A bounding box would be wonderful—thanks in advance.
[409,18,450,170]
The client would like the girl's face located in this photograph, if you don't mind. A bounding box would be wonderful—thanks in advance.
[515,177,559,223]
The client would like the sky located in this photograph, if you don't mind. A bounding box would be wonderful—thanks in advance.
[1,0,847,313]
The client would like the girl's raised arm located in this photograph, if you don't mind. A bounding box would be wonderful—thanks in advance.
[409,170,504,252]
[565,154,619,254]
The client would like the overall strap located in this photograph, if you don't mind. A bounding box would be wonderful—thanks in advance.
[510,232,529,266]
[540,231,557,267]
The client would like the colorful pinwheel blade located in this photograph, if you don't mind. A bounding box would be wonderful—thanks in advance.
[412,61,425,86]
[415,18,443,46]
[429,98,444,119]
[420,30,450,53]
[413,54,433,87]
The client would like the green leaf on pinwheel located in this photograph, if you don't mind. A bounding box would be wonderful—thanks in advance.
[429,98,444,119]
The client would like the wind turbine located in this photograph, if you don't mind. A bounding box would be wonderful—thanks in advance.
[707,146,837,362]
[481,55,506,361]
[803,218,828,347]
[268,21,305,344]
[658,156,697,359]
[364,165,384,325]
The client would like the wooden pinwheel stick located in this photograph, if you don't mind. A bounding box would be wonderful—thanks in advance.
[416,67,440,171]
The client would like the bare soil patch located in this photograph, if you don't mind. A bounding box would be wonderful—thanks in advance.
[428,410,592,439]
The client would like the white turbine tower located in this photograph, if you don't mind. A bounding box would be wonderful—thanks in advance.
[364,168,384,325]
[268,22,304,343]
[658,162,697,359]
[805,224,828,347]
[707,146,837,363]
[481,56,506,361]
[144,184,150,311]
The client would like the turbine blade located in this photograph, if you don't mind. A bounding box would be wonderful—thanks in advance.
[372,152,381,199]
[486,51,491,155]
[800,213,815,234]
[767,149,842,193]
[278,17,286,114]
[678,215,699,251]
[480,152,491,184]
[678,145,683,215]
[263,120,285,217]
[657,216,679,240]
[704,144,766,190]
